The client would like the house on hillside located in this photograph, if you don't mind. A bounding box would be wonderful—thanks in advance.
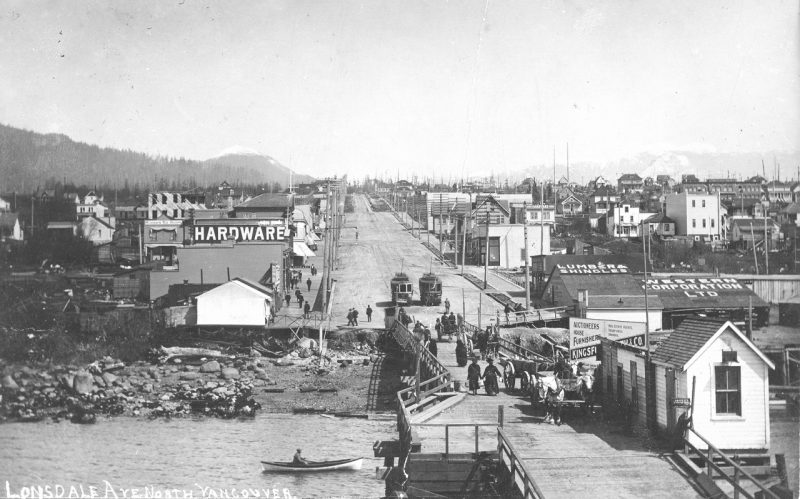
[0,196,11,211]
[0,212,23,241]
[79,216,115,245]
[588,186,617,215]
[559,192,583,216]
[651,318,774,453]
[617,173,644,194]
[642,213,676,238]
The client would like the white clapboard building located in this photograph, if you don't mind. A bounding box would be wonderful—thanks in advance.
[651,318,774,453]
[196,278,273,326]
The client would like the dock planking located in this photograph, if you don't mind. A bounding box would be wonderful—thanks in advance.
[419,340,702,498]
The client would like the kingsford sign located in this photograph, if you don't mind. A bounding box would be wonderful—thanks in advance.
[569,317,646,361]
[557,263,629,274]
[193,225,289,243]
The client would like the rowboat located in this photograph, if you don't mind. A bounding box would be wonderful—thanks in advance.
[261,457,363,472]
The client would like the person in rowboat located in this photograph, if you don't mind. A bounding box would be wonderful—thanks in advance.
[293,449,309,466]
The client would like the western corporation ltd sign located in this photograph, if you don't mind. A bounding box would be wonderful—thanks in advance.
[193,225,289,243]
[642,277,744,298]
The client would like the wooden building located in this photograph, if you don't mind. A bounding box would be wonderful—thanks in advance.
[650,318,774,453]
[196,278,273,326]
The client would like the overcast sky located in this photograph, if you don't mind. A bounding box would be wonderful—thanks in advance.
[0,0,797,179]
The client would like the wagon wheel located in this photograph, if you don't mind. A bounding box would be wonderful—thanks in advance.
[520,371,530,392]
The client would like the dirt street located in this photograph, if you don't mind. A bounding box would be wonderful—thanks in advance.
[329,194,502,330]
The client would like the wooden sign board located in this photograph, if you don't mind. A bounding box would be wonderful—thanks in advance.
[671,398,691,407]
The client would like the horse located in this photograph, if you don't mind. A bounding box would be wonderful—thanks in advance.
[533,373,564,425]
[576,372,595,415]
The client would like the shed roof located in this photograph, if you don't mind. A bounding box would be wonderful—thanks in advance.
[652,318,774,369]
[236,193,292,209]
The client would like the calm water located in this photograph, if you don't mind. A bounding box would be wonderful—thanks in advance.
[0,415,391,499]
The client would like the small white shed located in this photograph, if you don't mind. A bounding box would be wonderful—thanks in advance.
[651,318,774,452]
[196,278,273,326]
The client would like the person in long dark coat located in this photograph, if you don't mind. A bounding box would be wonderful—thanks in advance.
[467,357,481,395]
[455,333,468,367]
[482,358,502,396]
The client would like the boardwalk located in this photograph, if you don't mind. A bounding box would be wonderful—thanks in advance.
[415,340,702,498]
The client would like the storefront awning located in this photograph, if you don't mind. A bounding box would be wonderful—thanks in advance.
[292,241,316,257]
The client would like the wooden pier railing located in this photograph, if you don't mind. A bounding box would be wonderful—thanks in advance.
[389,320,546,498]
[498,427,546,499]
[496,336,552,363]
[683,427,779,499]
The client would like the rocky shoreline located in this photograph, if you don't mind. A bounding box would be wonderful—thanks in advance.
[0,343,399,423]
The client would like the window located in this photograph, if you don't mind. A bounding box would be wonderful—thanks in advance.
[692,219,696,228]
[149,229,155,240]
[665,223,671,231]
[715,365,741,415]
[629,216,634,223]
[624,206,629,213]
[711,219,715,228]
[692,200,696,207]
[702,219,706,228]
[702,199,706,208]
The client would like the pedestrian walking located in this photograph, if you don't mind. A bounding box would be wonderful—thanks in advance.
[303,301,310,318]
[347,308,354,326]
[504,303,511,323]
[434,318,442,340]
[352,308,359,326]
[285,292,291,307]
[298,293,304,308]
[306,278,312,292]
[366,305,372,322]
[298,270,303,281]
[444,298,450,314]
[311,264,316,276]
[295,289,302,301]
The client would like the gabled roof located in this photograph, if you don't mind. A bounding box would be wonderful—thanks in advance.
[199,278,273,301]
[0,212,19,228]
[618,173,643,182]
[643,213,675,224]
[591,185,616,197]
[651,318,774,370]
[471,195,510,217]
[779,202,800,214]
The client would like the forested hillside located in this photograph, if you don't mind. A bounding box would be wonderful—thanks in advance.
[0,123,313,192]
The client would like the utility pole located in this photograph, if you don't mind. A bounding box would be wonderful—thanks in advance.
[461,214,468,276]
[643,227,651,360]
[484,208,490,290]
[523,202,530,310]
[438,193,443,256]
[321,184,330,311]
[764,216,769,274]
[454,212,459,268]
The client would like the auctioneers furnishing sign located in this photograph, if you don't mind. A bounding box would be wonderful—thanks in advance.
[569,317,646,361]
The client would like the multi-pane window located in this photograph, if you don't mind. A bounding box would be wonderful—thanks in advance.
[714,365,741,415]
[702,200,706,208]
[702,219,707,228]
[692,200,696,207]
[692,219,696,228]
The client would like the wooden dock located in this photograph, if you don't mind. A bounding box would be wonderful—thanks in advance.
[414,340,703,498]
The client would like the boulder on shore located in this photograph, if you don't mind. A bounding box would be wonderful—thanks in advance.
[179,372,201,381]
[72,371,94,394]
[220,368,240,380]
[200,361,221,373]
[1,374,19,390]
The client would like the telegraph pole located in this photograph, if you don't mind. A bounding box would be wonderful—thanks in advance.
[461,214,468,276]
[643,228,651,359]
[484,210,490,289]
[523,202,530,309]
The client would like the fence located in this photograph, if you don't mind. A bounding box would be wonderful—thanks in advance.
[498,427,546,499]
[683,427,779,499]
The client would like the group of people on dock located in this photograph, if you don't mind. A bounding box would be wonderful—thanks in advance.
[346,305,373,326]
[467,356,502,396]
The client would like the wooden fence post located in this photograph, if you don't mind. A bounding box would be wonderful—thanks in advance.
[498,405,504,428]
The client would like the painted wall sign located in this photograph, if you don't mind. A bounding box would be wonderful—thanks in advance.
[569,317,647,361]
[671,398,691,407]
[193,225,289,243]
[642,278,744,298]
[557,263,629,274]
